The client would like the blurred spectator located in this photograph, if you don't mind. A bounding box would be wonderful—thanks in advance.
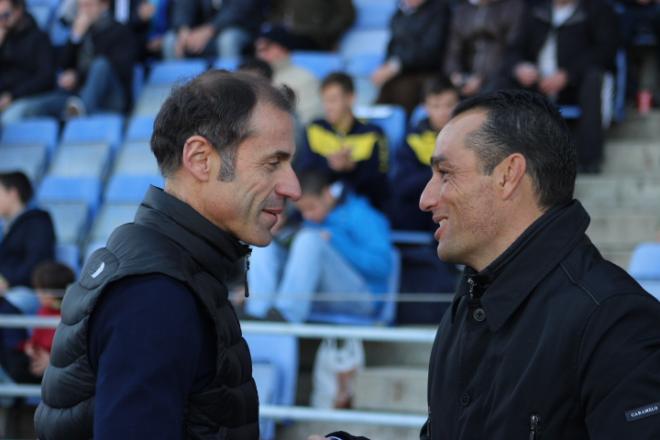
[163,0,261,59]
[20,0,138,118]
[19,262,74,382]
[238,57,273,80]
[268,0,355,51]
[256,24,323,123]
[389,76,459,232]
[503,0,618,173]
[112,0,171,60]
[0,0,55,124]
[373,0,450,115]
[618,0,660,108]
[297,72,389,210]
[0,172,55,293]
[444,0,525,97]
[245,172,393,323]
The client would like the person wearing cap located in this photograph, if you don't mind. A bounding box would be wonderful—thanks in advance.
[256,24,323,124]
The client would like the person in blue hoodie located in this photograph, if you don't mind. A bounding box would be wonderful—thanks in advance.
[245,170,392,323]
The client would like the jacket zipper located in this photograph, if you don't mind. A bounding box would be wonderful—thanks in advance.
[529,414,541,440]
[467,277,476,300]
[428,406,432,437]
[243,251,251,297]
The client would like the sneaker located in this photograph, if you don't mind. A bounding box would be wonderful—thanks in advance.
[64,96,86,119]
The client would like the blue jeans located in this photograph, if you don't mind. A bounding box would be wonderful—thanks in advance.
[245,229,374,323]
[18,57,125,118]
[162,26,251,59]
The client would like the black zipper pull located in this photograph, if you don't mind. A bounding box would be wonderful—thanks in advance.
[427,406,432,438]
[529,414,540,440]
[243,250,251,298]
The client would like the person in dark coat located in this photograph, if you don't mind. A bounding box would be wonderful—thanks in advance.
[0,0,55,123]
[163,0,262,59]
[318,90,660,440]
[35,71,301,439]
[502,0,618,172]
[21,0,137,118]
[373,0,451,114]
[0,171,55,292]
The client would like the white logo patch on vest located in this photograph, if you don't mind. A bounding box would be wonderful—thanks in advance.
[91,262,106,279]
[625,402,660,422]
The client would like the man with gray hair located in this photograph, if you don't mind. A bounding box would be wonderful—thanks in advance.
[35,71,301,439]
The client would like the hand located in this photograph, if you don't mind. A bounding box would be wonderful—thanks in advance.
[72,11,94,39]
[0,92,12,111]
[461,75,483,96]
[0,275,8,294]
[327,148,355,172]
[514,63,539,88]
[185,25,215,54]
[174,28,190,58]
[371,62,400,87]
[58,69,78,91]
[539,70,568,96]
[320,230,332,241]
[28,347,50,377]
[137,2,156,21]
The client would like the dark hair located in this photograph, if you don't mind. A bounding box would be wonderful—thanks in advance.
[151,70,294,180]
[452,89,577,209]
[31,261,75,292]
[0,171,33,204]
[423,75,458,99]
[2,0,25,9]
[298,170,333,196]
[238,58,273,80]
[321,72,354,94]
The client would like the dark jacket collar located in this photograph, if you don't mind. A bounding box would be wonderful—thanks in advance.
[134,186,250,283]
[451,200,591,331]
[532,0,587,28]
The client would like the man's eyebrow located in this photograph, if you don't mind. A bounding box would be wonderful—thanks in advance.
[431,155,450,169]
[264,150,292,161]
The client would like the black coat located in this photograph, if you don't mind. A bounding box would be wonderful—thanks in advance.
[504,0,618,86]
[0,208,55,288]
[0,13,55,100]
[386,0,450,73]
[422,201,660,439]
[60,13,137,108]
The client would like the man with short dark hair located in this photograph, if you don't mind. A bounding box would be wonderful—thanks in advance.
[0,171,55,293]
[35,71,301,439]
[321,90,660,440]
[0,0,55,123]
[297,71,389,210]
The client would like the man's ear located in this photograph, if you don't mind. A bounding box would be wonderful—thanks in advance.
[181,135,214,182]
[495,153,527,201]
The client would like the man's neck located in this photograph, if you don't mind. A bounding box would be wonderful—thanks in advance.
[334,112,355,134]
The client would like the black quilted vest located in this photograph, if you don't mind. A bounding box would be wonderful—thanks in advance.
[34,186,259,439]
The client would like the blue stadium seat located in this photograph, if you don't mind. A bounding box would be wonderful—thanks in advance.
[409,104,428,128]
[42,202,89,245]
[354,104,406,151]
[559,105,582,120]
[133,85,172,116]
[88,203,139,244]
[61,114,124,152]
[114,142,160,176]
[56,243,81,274]
[344,53,382,77]
[147,59,208,86]
[27,0,57,30]
[0,144,49,183]
[629,242,660,281]
[49,143,112,178]
[340,29,391,58]
[105,174,164,204]
[212,57,240,71]
[37,175,102,213]
[0,117,59,155]
[639,280,660,300]
[307,247,401,325]
[291,51,344,80]
[125,116,156,143]
[244,333,298,440]
[353,0,397,29]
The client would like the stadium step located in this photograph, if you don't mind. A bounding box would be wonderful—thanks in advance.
[354,367,428,413]
[575,176,660,212]
[602,140,660,175]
